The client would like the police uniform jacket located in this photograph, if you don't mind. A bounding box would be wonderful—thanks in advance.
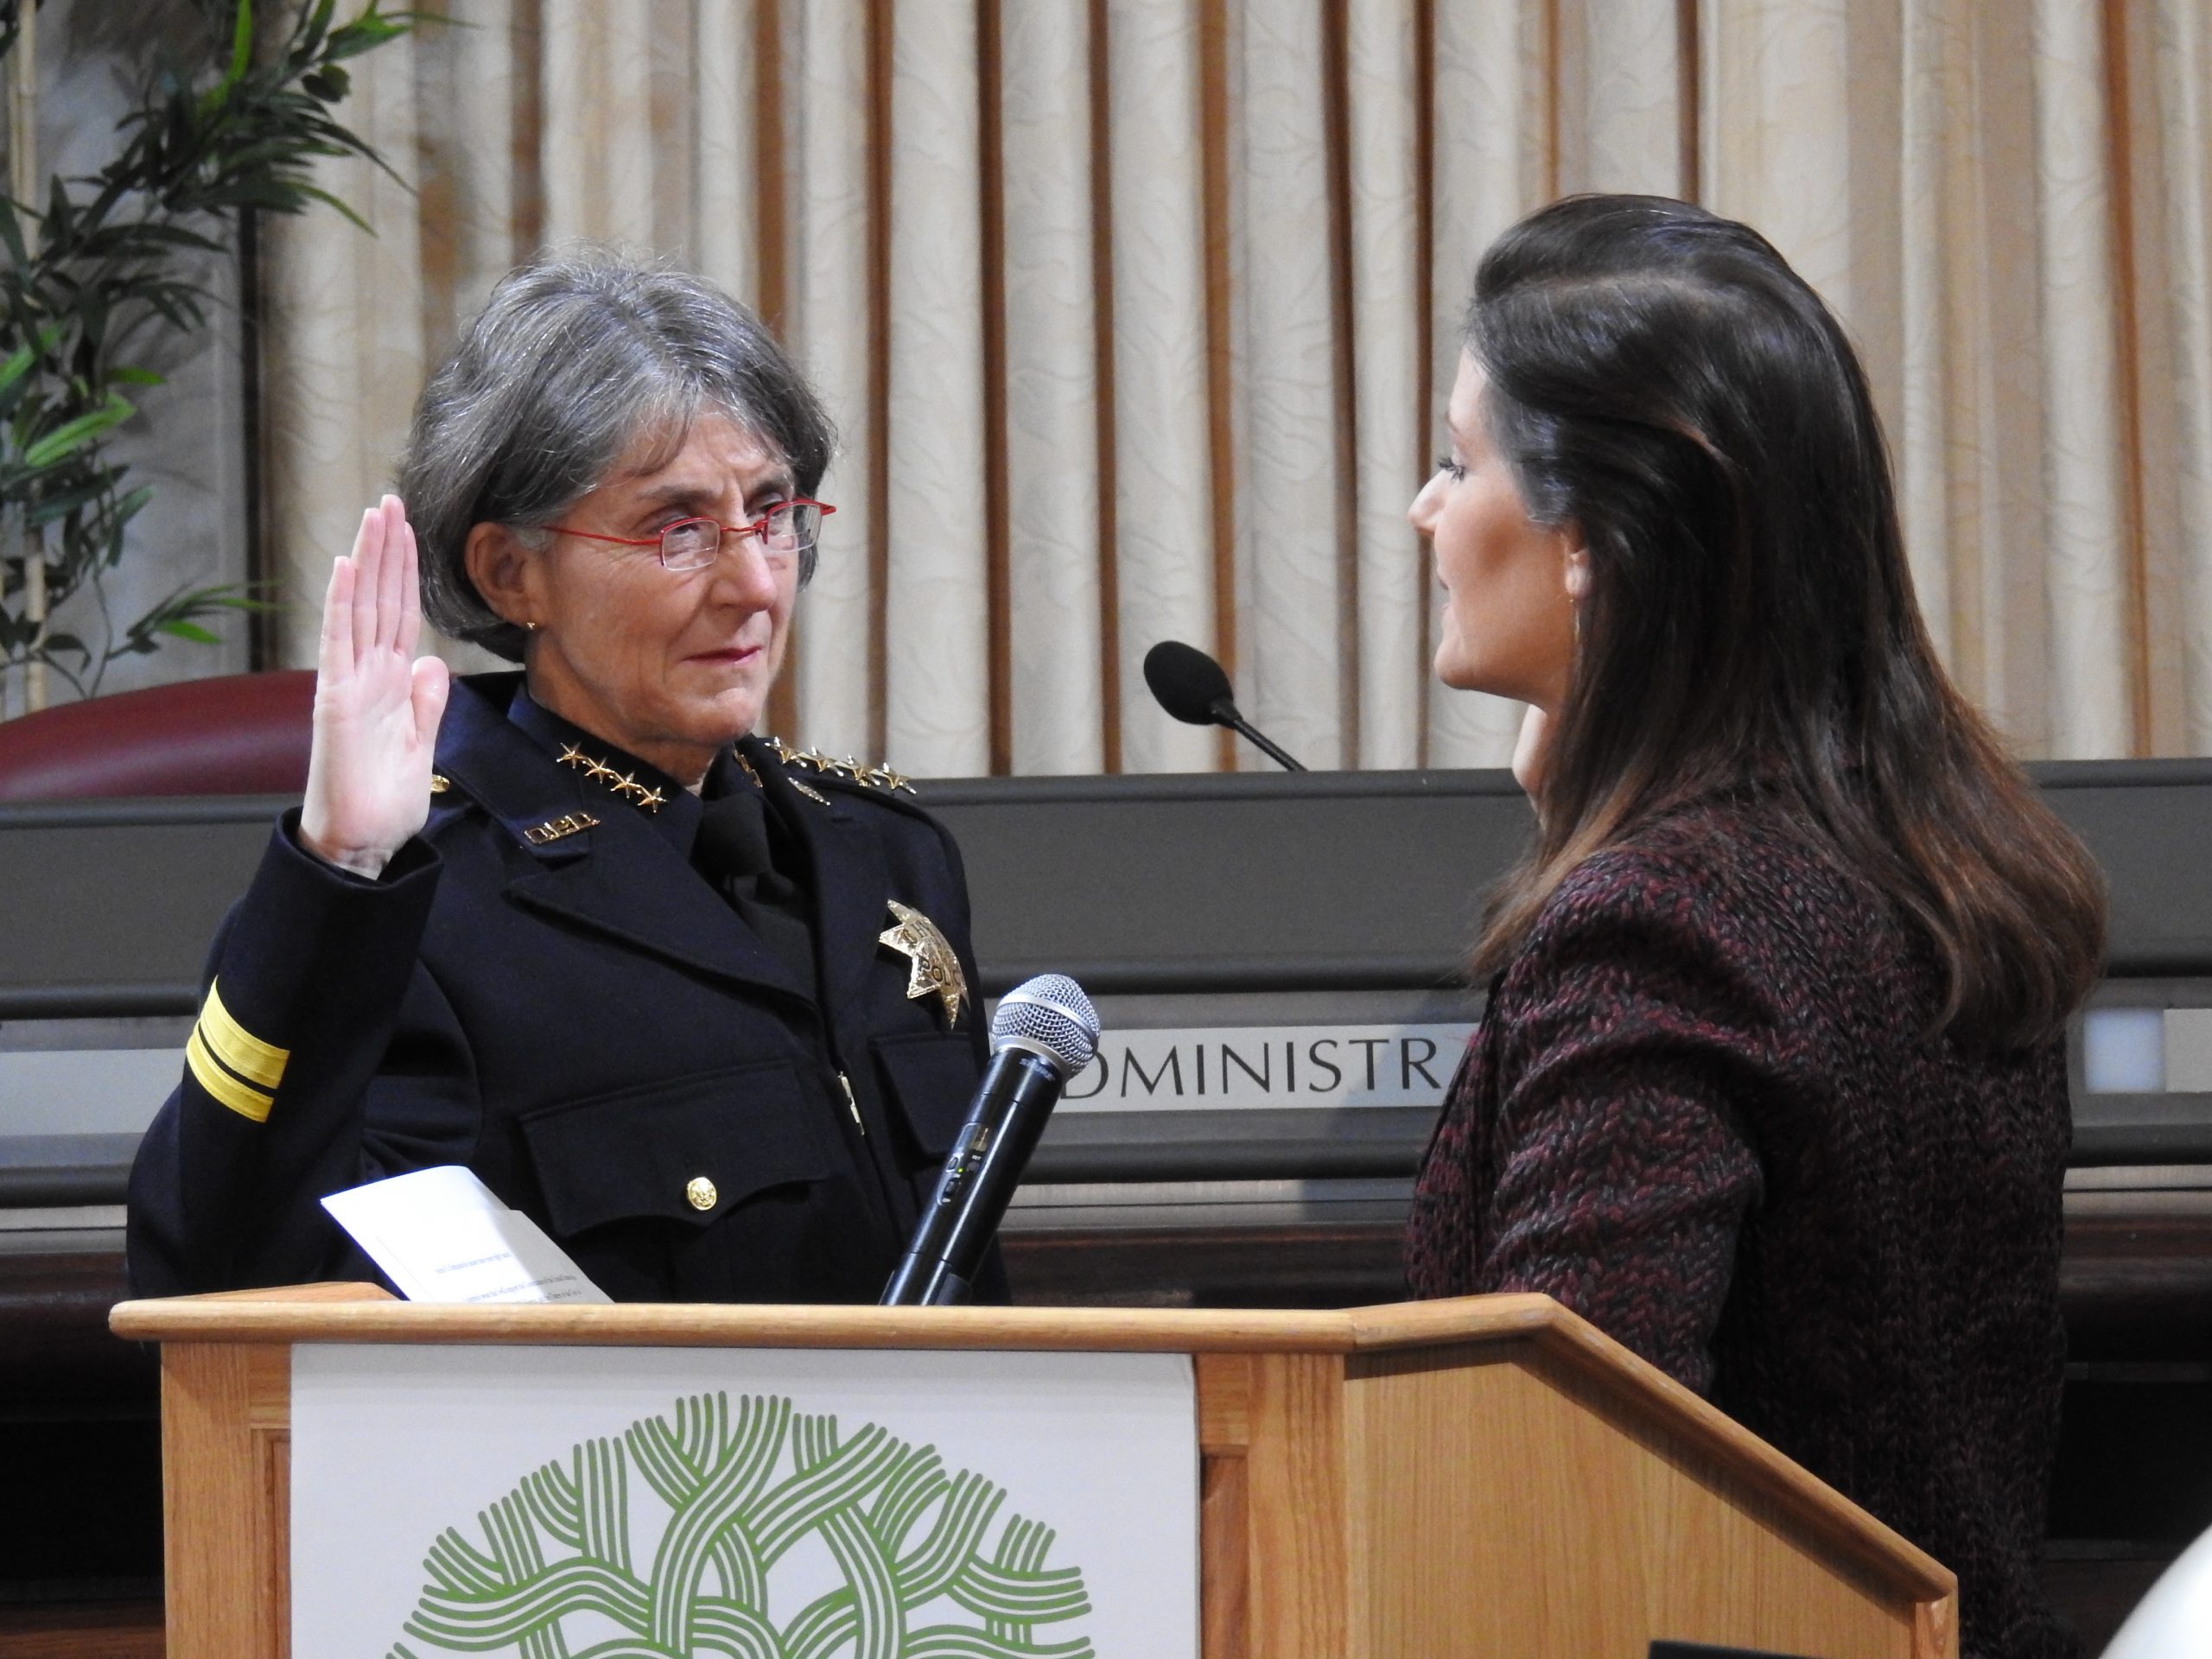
[127,672,991,1304]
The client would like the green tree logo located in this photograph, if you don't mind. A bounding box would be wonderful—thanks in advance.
[385,1391,1096,1658]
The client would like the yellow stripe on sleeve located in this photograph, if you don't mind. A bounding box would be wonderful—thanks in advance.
[198,978,289,1090]
[187,1027,274,1124]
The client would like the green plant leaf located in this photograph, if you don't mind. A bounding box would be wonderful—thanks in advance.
[326,6,411,63]
[0,0,408,674]
[20,422,104,475]
[299,0,341,62]
[21,393,136,468]
[43,174,72,244]
[0,198,28,269]
[26,480,114,529]
[293,182,373,232]
[227,0,257,88]
[0,341,39,396]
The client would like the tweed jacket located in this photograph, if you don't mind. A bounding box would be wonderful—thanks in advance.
[1405,794,2079,1659]
[129,673,991,1306]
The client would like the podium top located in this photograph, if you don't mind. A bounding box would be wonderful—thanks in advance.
[111,1283,1568,1354]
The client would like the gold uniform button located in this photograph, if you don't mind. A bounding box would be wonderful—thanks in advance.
[685,1176,718,1211]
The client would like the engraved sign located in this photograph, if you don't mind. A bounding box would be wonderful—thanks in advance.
[1057,1023,1477,1112]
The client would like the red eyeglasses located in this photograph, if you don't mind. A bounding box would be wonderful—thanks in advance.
[545,499,836,572]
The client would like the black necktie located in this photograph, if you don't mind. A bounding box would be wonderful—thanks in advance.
[695,787,775,881]
[695,789,815,994]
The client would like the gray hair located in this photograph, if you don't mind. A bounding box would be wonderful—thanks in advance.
[398,250,836,661]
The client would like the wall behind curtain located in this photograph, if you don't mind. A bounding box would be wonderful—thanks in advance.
[263,0,2212,772]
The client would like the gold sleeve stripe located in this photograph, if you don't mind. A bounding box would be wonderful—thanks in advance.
[187,1027,273,1124]
[198,978,288,1089]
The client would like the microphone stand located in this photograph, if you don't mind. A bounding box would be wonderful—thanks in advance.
[1210,698,1307,772]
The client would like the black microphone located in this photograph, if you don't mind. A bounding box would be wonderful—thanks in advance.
[1141,639,1307,772]
[880,974,1101,1306]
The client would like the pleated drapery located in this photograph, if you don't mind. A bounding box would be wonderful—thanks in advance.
[263,0,2212,772]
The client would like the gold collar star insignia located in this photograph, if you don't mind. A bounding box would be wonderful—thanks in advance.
[556,742,665,814]
[877,900,965,1027]
[760,736,918,796]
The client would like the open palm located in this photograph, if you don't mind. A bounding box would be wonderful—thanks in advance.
[299,496,453,877]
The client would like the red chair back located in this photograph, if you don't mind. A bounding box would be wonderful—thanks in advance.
[0,671,315,800]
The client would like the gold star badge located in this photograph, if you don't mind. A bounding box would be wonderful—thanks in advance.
[877,900,965,1027]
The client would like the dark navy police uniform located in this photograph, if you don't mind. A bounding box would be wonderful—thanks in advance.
[127,673,993,1304]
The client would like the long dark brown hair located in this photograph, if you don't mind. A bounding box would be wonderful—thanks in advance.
[1465,195,2103,1050]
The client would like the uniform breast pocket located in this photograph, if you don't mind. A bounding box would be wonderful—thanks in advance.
[872,1030,984,1157]
[517,1061,829,1237]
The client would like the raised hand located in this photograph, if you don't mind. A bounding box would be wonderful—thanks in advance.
[299,496,453,878]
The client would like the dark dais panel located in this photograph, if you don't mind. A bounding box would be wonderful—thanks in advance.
[0,798,280,1004]
[928,771,1532,991]
[2037,760,2212,975]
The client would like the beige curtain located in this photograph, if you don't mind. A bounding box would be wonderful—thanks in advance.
[264,0,2212,772]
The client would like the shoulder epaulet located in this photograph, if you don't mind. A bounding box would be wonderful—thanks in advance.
[761,735,918,799]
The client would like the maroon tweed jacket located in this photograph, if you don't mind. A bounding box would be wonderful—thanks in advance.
[1405,793,2078,1659]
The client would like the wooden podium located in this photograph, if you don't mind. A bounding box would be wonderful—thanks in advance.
[111,1287,1955,1659]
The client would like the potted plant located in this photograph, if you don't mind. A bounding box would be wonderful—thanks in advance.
[0,0,411,711]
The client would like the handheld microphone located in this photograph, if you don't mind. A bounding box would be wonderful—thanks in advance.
[880,974,1101,1306]
[1141,639,1307,772]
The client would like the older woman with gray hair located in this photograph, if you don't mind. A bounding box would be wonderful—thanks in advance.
[128,252,995,1305]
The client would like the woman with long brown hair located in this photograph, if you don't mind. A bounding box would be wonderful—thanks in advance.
[1403,194,2104,1659]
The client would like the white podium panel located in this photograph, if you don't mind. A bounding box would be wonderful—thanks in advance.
[292,1343,1199,1658]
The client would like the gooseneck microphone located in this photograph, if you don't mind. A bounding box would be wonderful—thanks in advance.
[1141,639,1308,772]
[880,974,1101,1306]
